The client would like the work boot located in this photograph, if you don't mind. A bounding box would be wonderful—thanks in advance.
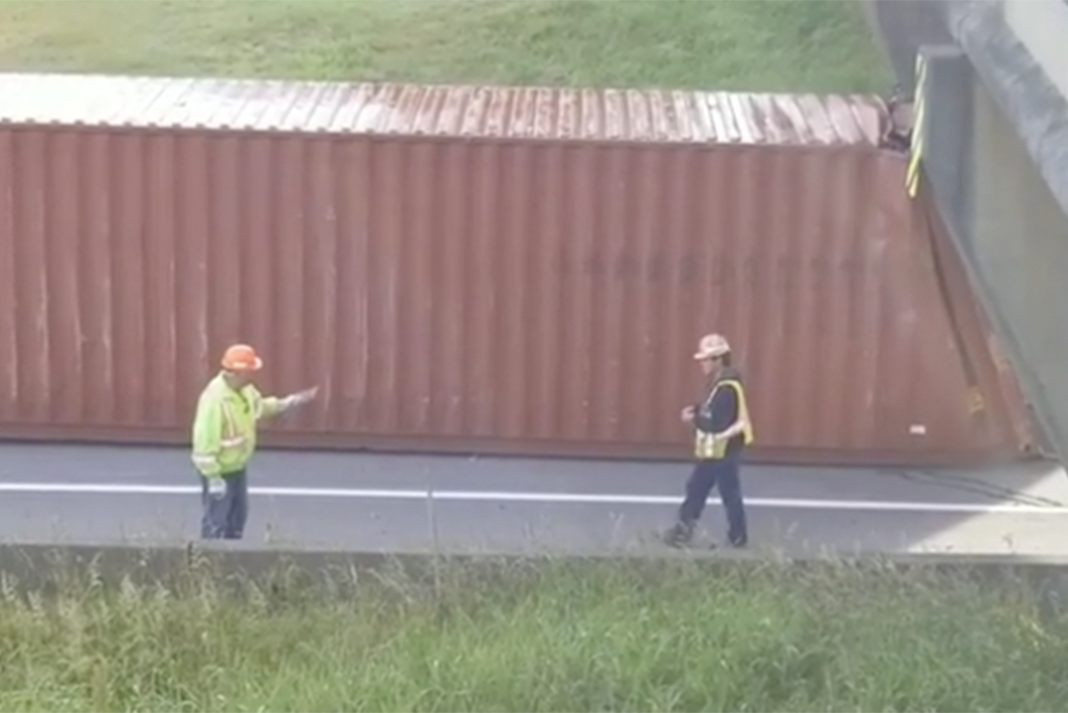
[708,537,747,551]
[662,521,695,548]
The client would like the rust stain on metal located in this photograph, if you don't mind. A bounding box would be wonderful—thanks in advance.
[0,73,886,145]
[0,74,1041,466]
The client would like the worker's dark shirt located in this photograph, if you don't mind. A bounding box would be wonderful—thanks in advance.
[694,367,745,459]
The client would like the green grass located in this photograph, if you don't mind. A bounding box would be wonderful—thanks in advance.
[0,556,1066,712]
[0,0,888,92]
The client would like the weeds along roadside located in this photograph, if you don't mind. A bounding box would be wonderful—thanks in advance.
[0,551,1066,711]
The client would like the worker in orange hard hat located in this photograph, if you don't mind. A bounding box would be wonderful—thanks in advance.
[664,333,754,549]
[190,343,319,540]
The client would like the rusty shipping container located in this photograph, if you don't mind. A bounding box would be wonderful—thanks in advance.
[0,73,1041,466]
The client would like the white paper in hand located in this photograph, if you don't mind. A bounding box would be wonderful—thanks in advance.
[294,386,319,405]
[208,477,227,499]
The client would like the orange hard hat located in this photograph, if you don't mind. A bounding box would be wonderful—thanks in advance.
[221,344,263,372]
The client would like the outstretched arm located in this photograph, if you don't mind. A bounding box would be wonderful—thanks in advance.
[258,386,320,420]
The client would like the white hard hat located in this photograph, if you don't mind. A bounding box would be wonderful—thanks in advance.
[693,333,731,360]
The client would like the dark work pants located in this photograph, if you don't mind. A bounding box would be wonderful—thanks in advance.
[679,458,747,546]
[200,469,249,540]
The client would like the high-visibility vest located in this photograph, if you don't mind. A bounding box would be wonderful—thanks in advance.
[190,372,286,477]
[693,378,754,460]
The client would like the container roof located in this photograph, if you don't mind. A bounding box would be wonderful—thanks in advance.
[0,72,886,146]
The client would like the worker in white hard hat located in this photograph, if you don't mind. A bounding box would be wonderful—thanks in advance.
[664,333,754,548]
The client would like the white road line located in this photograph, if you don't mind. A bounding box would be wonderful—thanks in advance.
[0,482,1066,514]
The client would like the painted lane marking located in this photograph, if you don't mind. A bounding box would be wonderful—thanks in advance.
[0,482,1066,514]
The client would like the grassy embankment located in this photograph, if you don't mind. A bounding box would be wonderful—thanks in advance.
[0,0,888,91]
[0,556,1066,712]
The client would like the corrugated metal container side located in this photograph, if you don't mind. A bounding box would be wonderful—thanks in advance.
[0,74,1040,466]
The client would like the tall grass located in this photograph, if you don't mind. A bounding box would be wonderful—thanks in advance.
[0,555,1065,712]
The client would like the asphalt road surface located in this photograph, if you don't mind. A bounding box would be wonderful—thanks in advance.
[1,443,1067,556]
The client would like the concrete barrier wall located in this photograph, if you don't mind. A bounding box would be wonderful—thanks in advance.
[968,78,1068,463]
[947,2,1068,464]
[859,0,952,93]
[861,0,1068,464]
[4,542,1068,594]
[1002,0,1068,99]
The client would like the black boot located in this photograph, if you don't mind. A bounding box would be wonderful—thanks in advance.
[662,521,695,548]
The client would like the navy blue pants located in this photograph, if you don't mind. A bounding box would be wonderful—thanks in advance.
[679,458,747,546]
[200,470,249,540]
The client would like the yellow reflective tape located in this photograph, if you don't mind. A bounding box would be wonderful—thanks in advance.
[691,380,755,459]
[906,52,928,198]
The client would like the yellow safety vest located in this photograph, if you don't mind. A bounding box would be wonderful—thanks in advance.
[190,372,286,477]
[693,379,755,460]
